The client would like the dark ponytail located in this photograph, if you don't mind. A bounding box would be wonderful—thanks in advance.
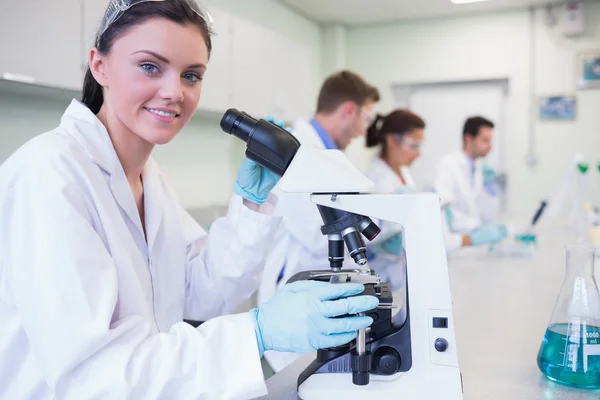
[366,114,385,148]
[82,67,104,115]
[81,0,213,114]
[366,109,426,156]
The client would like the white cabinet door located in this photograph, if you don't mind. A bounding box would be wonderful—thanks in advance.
[269,34,316,122]
[229,16,316,122]
[230,16,277,118]
[0,0,83,90]
[198,6,232,114]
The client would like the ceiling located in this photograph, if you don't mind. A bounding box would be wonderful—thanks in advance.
[276,0,570,25]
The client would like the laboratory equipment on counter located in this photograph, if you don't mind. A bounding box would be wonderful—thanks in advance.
[596,162,600,215]
[488,202,546,258]
[546,154,597,241]
[281,194,463,399]
[529,200,548,232]
[575,162,591,241]
[537,245,600,389]
[220,108,464,399]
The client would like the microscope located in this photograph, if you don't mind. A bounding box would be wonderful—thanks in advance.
[221,109,464,400]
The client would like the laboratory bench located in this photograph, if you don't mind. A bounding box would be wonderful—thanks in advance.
[255,222,600,399]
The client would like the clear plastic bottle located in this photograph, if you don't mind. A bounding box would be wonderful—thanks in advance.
[537,245,600,389]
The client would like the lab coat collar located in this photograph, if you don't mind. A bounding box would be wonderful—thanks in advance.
[61,99,120,175]
[372,156,418,190]
[372,156,399,182]
[460,150,472,166]
[310,119,338,150]
[61,99,164,251]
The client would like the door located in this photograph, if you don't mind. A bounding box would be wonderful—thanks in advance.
[394,80,508,196]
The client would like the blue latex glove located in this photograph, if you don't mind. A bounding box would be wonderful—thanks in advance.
[482,165,499,196]
[468,224,508,246]
[249,280,379,356]
[369,232,403,256]
[482,165,496,186]
[444,206,455,229]
[233,116,290,205]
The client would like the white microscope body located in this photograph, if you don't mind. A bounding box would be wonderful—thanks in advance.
[277,147,464,400]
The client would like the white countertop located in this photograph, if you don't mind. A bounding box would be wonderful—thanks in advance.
[256,221,600,399]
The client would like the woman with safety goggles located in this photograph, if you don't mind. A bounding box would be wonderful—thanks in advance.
[364,109,495,257]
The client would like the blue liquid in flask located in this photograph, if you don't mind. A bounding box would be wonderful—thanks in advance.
[537,323,600,389]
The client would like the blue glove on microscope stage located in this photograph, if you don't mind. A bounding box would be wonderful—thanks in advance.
[233,116,291,204]
[249,281,379,357]
[468,224,508,246]
[369,233,403,256]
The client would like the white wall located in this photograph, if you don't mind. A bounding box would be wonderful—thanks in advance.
[345,4,600,219]
[0,0,322,210]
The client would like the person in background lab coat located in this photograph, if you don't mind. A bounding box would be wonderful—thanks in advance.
[257,70,380,373]
[0,2,379,399]
[365,110,508,255]
[432,116,507,243]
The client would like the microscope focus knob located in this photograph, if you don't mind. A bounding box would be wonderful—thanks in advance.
[435,338,449,352]
[374,347,401,375]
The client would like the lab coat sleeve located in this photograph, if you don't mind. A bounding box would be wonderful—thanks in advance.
[183,195,282,321]
[440,206,464,254]
[2,165,267,400]
[278,191,330,258]
[476,190,500,224]
[432,158,457,207]
[432,161,481,234]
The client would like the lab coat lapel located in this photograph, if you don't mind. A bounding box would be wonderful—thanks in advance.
[61,100,147,243]
[374,156,404,191]
[109,169,147,243]
[292,119,327,149]
[455,152,479,217]
[141,158,165,253]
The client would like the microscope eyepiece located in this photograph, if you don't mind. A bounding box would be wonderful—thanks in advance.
[220,108,301,176]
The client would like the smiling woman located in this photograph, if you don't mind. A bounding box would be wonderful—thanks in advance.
[84,0,212,148]
[0,0,380,399]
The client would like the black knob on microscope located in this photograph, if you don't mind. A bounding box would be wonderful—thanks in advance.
[374,347,401,375]
[435,338,449,352]
[351,352,370,386]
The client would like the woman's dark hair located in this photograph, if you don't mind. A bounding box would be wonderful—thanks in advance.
[82,0,213,114]
[366,109,425,156]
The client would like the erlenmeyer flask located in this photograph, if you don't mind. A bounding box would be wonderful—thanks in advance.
[537,245,600,389]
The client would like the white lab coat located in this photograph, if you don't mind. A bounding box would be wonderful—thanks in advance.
[257,118,337,372]
[432,150,499,234]
[0,100,281,400]
[366,156,463,254]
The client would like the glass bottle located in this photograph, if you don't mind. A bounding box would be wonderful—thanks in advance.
[537,245,600,389]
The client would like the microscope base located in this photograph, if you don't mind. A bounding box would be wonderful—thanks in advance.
[298,366,463,400]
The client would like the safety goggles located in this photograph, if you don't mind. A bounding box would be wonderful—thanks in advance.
[393,135,422,151]
[99,0,213,39]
